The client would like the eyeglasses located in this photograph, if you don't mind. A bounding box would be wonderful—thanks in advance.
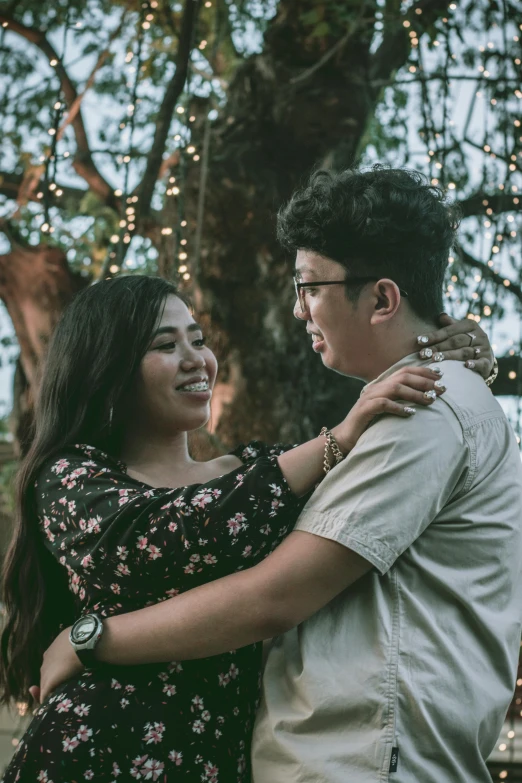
[293,276,409,313]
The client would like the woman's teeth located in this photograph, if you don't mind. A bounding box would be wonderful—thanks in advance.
[312,334,322,343]
[178,381,209,392]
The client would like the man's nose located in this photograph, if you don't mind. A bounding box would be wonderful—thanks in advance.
[293,299,309,321]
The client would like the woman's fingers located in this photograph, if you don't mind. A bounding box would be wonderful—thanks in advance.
[418,316,487,349]
[363,398,418,418]
[29,685,40,705]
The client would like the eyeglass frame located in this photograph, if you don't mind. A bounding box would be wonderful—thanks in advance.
[293,276,409,313]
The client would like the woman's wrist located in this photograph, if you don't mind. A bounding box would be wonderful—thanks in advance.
[330,423,355,456]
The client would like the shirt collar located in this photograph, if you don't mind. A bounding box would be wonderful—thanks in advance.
[361,352,426,394]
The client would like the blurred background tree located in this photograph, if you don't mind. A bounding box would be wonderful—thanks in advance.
[0,0,521,775]
[0,0,521,454]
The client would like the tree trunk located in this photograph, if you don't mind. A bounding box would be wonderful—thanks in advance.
[0,242,85,454]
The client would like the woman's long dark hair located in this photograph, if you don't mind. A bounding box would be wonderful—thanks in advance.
[0,275,183,703]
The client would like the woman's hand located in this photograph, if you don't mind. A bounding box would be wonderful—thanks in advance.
[31,627,84,704]
[417,313,494,380]
[333,366,445,453]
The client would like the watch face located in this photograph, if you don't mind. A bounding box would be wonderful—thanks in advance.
[71,615,97,645]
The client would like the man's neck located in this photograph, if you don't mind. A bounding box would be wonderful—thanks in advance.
[362,318,435,382]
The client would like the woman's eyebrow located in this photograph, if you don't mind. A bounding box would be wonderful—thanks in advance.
[151,324,203,338]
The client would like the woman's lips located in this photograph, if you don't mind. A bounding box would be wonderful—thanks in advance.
[311,334,325,353]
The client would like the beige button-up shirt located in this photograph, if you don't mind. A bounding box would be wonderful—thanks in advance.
[253,354,522,783]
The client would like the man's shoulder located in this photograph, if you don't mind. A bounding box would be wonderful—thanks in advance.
[428,360,506,427]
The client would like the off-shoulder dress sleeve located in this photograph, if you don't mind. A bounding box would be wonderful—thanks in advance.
[35,442,305,614]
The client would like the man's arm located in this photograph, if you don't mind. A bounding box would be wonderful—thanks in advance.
[96,531,372,664]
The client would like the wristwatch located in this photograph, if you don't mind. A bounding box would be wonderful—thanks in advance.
[69,613,104,668]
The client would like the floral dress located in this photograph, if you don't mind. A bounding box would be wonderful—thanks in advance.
[2,441,306,783]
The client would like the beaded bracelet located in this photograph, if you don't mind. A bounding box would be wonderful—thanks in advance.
[320,427,344,475]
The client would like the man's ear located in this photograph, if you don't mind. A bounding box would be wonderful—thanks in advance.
[370,280,401,325]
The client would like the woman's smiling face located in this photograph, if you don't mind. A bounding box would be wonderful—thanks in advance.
[131,295,218,434]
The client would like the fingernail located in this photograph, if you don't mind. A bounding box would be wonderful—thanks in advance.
[404,407,416,415]
[431,367,443,375]
[433,352,445,362]
[417,335,429,345]
[434,380,446,391]
[466,360,475,369]
[424,390,437,400]
[420,347,433,359]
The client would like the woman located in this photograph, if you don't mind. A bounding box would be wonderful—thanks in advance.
[0,276,492,782]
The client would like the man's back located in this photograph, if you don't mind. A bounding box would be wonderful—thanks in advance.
[252,356,522,783]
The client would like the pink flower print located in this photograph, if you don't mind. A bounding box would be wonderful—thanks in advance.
[62,736,80,752]
[229,663,239,679]
[192,719,205,734]
[59,496,68,505]
[56,698,73,713]
[120,698,130,708]
[112,762,122,777]
[242,445,258,459]
[191,490,214,509]
[117,563,131,576]
[218,673,230,687]
[237,754,246,774]
[81,554,93,570]
[52,458,69,474]
[59,521,67,531]
[269,483,283,497]
[86,517,101,534]
[37,772,50,783]
[136,535,148,550]
[168,750,183,766]
[73,703,90,717]
[233,706,240,716]
[183,563,196,575]
[110,583,121,595]
[45,529,55,543]
[189,553,200,563]
[124,684,136,693]
[116,546,128,560]
[79,518,86,531]
[76,725,93,742]
[203,554,217,565]
[72,467,87,478]
[242,545,252,557]
[173,497,185,508]
[111,679,122,689]
[203,761,219,780]
[79,587,86,600]
[168,520,178,532]
[143,722,165,744]
[118,489,131,506]
[269,498,284,516]
[201,710,211,722]
[141,758,164,781]
[211,489,222,499]
[147,545,162,560]
[227,517,241,536]
[163,684,177,697]
[165,588,179,598]
[260,524,272,535]
[195,755,203,764]
[68,500,76,515]
[82,459,97,467]
[62,475,77,490]
[84,771,94,780]
[59,555,66,565]
[192,695,204,709]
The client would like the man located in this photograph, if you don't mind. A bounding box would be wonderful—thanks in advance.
[250,167,522,781]
[40,167,522,782]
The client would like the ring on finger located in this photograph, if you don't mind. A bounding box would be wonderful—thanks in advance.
[474,347,481,357]
[433,352,445,362]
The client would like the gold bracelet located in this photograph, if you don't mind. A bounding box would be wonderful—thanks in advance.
[320,427,344,475]
[485,357,498,388]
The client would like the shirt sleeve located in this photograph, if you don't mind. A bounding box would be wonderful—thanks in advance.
[294,402,471,574]
[36,443,306,606]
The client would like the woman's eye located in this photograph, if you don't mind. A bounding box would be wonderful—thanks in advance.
[157,342,176,351]
[193,337,206,347]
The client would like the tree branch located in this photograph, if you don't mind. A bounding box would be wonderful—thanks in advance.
[0,14,115,204]
[136,0,201,218]
[0,170,87,207]
[458,246,522,305]
[458,191,522,218]
[369,0,455,88]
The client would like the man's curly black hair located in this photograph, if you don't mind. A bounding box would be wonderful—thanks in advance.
[277,166,461,321]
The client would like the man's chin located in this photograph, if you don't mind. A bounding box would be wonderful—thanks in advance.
[321,352,360,379]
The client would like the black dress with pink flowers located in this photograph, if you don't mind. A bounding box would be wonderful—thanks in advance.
[2,442,306,783]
